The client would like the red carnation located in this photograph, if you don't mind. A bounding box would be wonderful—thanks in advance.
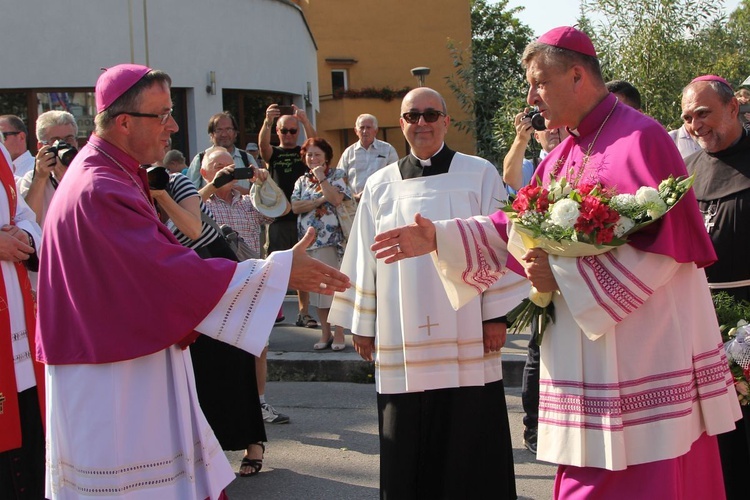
[575,195,619,242]
[577,183,598,196]
[513,185,549,214]
[536,189,550,213]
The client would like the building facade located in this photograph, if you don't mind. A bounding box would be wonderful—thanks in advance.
[1,0,475,166]
[303,0,475,161]
[0,0,318,158]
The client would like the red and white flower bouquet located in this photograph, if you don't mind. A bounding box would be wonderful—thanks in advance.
[504,174,695,340]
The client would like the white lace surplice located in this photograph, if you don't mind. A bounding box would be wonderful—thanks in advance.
[430,217,741,471]
[329,156,529,394]
[45,252,291,499]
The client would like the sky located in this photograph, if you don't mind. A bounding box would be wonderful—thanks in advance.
[500,0,743,37]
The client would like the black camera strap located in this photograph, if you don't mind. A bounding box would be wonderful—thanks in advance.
[30,162,60,190]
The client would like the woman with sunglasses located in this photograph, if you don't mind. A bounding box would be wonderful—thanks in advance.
[291,138,351,351]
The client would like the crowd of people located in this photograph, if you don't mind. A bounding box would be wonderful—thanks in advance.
[0,24,748,500]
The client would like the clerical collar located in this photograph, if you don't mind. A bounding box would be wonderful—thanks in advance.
[398,144,455,180]
[567,93,618,144]
[411,143,446,167]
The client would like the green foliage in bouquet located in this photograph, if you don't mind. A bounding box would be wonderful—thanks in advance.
[713,291,750,342]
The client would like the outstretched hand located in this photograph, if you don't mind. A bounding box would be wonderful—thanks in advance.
[371,213,437,264]
[289,227,351,294]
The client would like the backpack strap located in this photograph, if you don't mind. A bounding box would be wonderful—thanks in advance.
[238,150,250,168]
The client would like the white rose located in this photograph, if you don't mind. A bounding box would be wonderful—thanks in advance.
[610,193,637,212]
[614,216,635,237]
[635,186,667,218]
[635,186,660,204]
[549,198,580,229]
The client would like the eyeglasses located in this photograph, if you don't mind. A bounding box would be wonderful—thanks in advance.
[279,128,298,135]
[401,110,446,124]
[1,131,21,140]
[213,127,236,134]
[114,109,173,125]
[41,135,77,145]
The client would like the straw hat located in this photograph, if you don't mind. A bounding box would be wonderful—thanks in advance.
[251,177,289,218]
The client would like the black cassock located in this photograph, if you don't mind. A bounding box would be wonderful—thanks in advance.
[685,132,750,500]
[374,147,516,500]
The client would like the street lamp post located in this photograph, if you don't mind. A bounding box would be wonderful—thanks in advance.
[411,67,431,87]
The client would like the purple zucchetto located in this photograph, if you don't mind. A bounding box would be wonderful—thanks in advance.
[95,64,151,113]
[537,26,597,58]
[690,74,733,90]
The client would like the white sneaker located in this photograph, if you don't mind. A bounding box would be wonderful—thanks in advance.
[261,402,290,424]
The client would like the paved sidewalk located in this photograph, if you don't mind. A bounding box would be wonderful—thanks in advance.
[225,382,556,499]
[268,296,531,386]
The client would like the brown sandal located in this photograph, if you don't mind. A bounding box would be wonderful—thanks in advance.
[296,314,318,328]
[239,442,265,477]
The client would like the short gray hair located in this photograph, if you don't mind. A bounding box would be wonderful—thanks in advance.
[163,149,185,166]
[356,114,378,129]
[36,110,78,143]
[95,70,172,133]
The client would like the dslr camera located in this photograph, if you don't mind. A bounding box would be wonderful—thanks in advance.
[524,107,546,131]
[48,140,78,167]
[146,165,170,190]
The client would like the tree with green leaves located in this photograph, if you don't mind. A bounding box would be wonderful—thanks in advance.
[579,0,727,129]
[446,0,533,168]
[705,0,750,87]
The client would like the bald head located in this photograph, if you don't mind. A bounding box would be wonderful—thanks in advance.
[401,87,447,114]
[399,87,450,159]
[276,115,300,148]
[200,146,234,185]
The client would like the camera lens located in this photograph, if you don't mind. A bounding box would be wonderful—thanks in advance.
[146,166,170,190]
[58,148,77,167]
[527,110,546,131]
[50,140,78,167]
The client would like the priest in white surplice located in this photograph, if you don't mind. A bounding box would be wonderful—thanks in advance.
[328,88,527,499]
[35,65,349,500]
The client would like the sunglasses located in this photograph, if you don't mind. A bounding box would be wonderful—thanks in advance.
[279,128,298,135]
[401,110,446,124]
[1,131,21,140]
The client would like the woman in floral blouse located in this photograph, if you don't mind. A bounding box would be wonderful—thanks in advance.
[291,138,351,351]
